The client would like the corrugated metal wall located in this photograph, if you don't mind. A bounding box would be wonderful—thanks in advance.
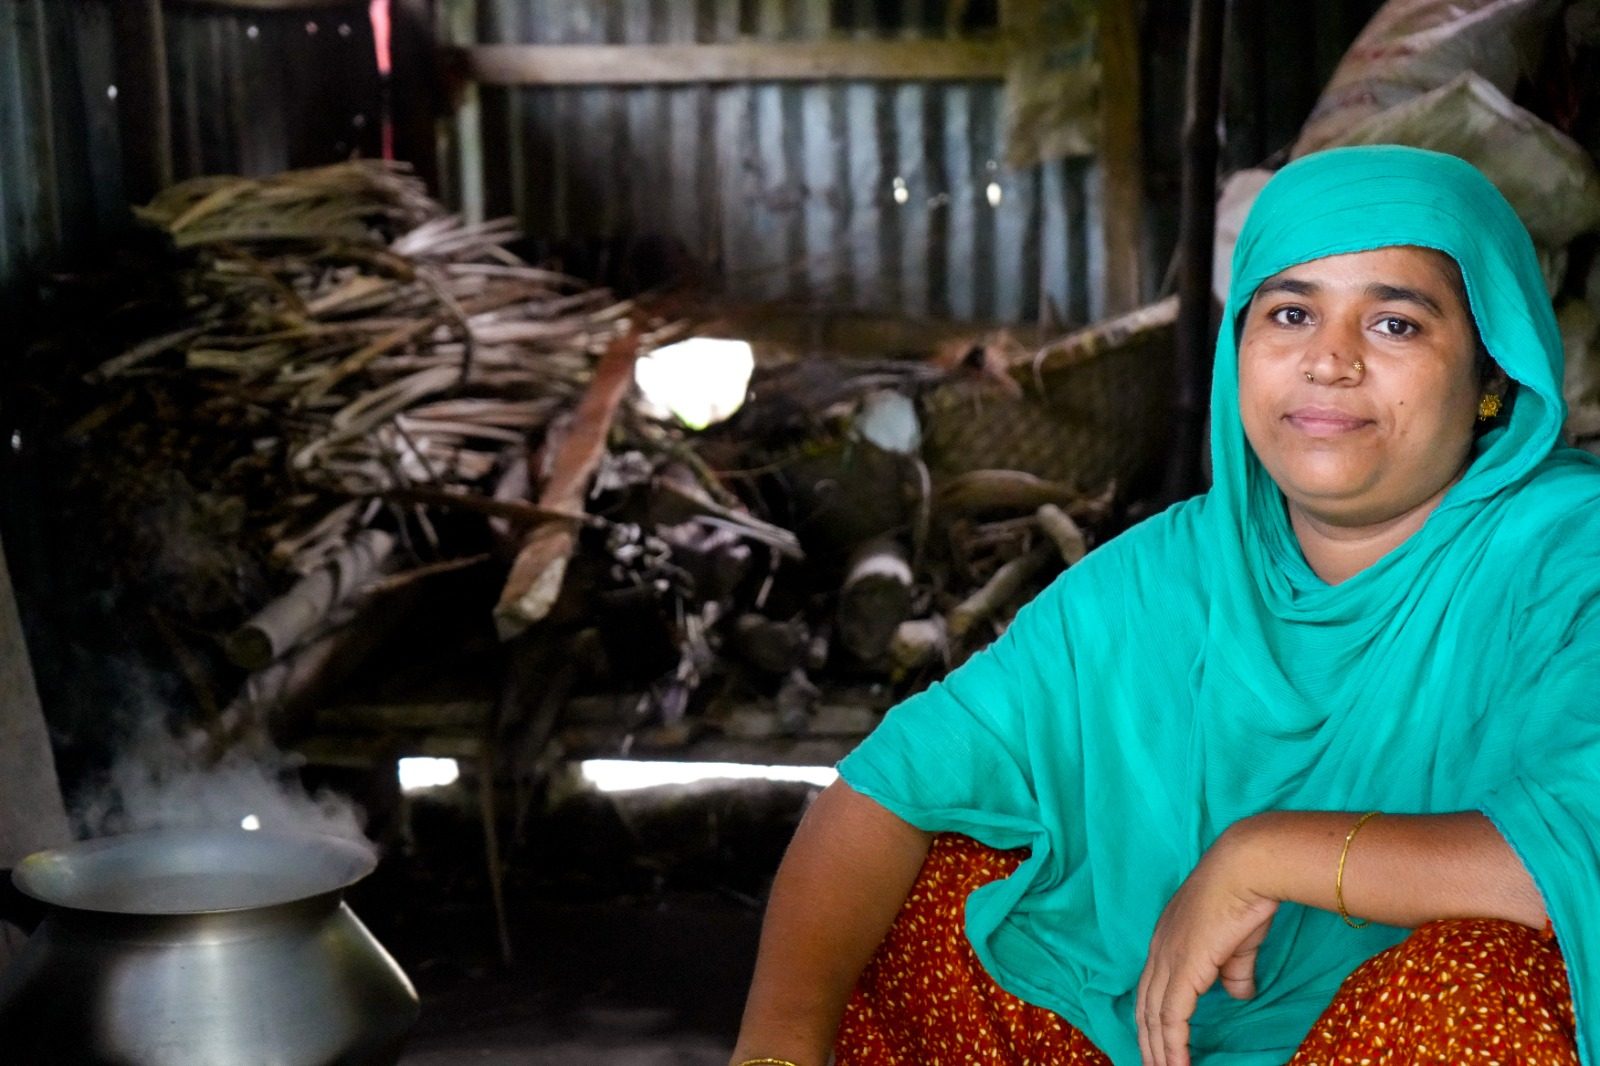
[0,0,121,310]
[474,0,1108,326]
[1,0,1387,326]
[0,0,381,311]
[166,3,382,179]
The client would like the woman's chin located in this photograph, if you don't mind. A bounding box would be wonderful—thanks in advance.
[1268,463,1381,509]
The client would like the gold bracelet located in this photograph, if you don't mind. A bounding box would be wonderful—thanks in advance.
[737,1059,802,1066]
[1335,810,1382,928]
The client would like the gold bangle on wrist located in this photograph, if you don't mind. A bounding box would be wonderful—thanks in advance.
[1335,810,1382,929]
[737,1059,802,1066]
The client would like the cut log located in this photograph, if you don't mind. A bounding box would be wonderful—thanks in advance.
[889,616,949,677]
[495,328,643,639]
[1035,504,1088,565]
[947,543,1055,641]
[732,613,811,674]
[226,530,396,670]
[837,538,914,660]
[495,524,577,636]
[211,609,398,754]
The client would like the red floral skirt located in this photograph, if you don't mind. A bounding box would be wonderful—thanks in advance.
[836,834,1576,1065]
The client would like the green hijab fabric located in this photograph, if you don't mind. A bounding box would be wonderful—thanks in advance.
[838,146,1600,1064]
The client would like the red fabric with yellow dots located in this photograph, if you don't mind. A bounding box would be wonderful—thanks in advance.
[835,834,1576,1065]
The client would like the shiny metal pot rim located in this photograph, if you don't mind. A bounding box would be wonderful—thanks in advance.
[12,826,377,917]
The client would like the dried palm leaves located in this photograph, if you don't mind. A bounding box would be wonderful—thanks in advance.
[94,161,652,581]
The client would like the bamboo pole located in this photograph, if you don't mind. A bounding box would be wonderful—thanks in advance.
[1163,0,1227,501]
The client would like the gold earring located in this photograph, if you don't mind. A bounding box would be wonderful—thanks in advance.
[1478,393,1503,421]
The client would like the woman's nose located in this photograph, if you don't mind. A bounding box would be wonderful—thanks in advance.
[1300,329,1367,385]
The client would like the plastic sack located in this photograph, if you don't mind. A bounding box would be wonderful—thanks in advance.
[1293,0,1558,156]
[1210,169,1275,304]
[1326,71,1600,250]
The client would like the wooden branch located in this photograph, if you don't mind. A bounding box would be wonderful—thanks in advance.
[494,328,643,638]
[1034,504,1087,565]
[455,40,1013,86]
[494,524,576,637]
[1020,296,1178,379]
[213,609,395,753]
[947,543,1055,640]
[226,530,396,670]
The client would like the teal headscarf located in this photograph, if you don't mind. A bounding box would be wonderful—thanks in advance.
[839,146,1600,1064]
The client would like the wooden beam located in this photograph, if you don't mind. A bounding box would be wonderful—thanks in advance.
[1099,0,1145,315]
[456,40,1013,86]
[164,0,363,10]
[560,729,859,767]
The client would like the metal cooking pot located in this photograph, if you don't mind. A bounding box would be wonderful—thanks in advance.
[0,827,419,1065]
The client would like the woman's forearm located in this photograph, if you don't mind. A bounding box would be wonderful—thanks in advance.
[1227,810,1546,929]
[730,779,934,1066]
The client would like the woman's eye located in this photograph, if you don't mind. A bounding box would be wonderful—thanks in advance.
[1377,316,1418,337]
[1271,307,1309,326]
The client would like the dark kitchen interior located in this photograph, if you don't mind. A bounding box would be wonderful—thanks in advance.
[2,0,1599,1062]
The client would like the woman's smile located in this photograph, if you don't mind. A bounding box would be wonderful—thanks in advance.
[1282,405,1375,437]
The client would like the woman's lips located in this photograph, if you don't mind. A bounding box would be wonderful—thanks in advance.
[1283,406,1373,436]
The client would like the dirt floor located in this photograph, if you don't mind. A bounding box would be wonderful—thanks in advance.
[395,894,755,1065]
[368,777,807,1065]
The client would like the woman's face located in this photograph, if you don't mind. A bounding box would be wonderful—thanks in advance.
[1237,246,1484,529]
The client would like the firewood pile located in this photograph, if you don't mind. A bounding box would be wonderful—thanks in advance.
[30,161,1137,758]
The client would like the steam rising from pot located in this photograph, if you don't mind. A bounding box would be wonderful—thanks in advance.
[72,724,370,848]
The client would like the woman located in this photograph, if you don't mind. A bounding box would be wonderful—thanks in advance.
[729,146,1600,1066]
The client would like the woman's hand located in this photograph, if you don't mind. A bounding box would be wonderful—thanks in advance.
[1136,826,1280,1066]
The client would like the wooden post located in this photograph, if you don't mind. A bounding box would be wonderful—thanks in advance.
[390,0,443,192]
[110,0,172,202]
[1163,0,1226,501]
[1099,0,1145,316]
[437,0,484,223]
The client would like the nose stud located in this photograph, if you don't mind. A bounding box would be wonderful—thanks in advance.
[1352,359,1364,375]
[1304,371,1314,382]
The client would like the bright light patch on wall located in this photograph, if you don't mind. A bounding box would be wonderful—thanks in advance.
[240,814,261,831]
[892,176,910,205]
[398,757,461,792]
[581,760,838,793]
[986,181,1004,207]
[634,338,755,430]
